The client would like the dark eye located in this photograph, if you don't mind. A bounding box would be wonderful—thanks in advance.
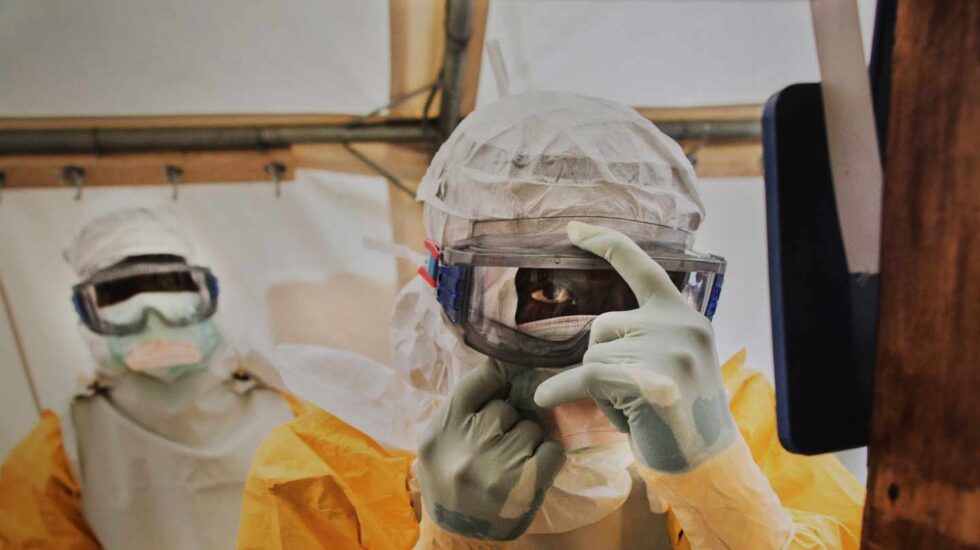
[530,284,573,305]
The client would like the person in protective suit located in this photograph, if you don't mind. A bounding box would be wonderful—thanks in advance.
[0,207,302,549]
[237,92,866,549]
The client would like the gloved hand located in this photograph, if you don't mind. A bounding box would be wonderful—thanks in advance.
[534,222,737,472]
[534,223,795,549]
[417,361,566,542]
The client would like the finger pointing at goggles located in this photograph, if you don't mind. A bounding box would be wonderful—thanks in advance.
[533,363,681,409]
[566,221,683,306]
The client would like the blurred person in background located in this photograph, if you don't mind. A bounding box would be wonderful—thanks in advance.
[0,207,302,549]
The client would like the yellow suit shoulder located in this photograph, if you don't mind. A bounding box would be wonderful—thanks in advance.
[238,406,419,550]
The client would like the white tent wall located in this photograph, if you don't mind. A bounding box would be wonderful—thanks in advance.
[0,170,399,459]
[477,0,878,106]
[694,178,773,378]
[0,0,390,116]
[0,295,39,457]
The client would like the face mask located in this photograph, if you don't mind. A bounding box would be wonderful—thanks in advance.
[106,315,220,382]
[543,397,629,450]
[516,314,597,342]
[99,294,221,382]
[505,361,634,533]
[527,441,635,534]
[510,362,627,452]
[123,338,204,372]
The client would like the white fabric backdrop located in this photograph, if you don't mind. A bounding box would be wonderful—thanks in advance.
[478,0,878,107]
[695,178,774,380]
[0,294,38,458]
[0,169,398,457]
[0,0,390,116]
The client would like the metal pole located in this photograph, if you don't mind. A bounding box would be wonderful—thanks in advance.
[0,119,760,156]
[0,122,437,155]
[652,120,760,141]
[438,0,474,137]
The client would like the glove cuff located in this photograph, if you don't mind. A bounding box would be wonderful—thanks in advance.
[639,436,795,549]
[416,507,514,550]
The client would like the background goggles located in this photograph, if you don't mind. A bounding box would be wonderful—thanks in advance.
[71,262,219,336]
[424,233,726,368]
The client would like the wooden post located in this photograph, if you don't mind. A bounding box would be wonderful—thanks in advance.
[863,1,980,548]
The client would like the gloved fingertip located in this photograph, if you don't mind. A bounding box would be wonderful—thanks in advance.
[533,368,591,408]
[566,220,603,244]
[532,381,557,408]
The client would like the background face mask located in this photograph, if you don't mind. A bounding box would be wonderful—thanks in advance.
[124,338,203,372]
[105,313,221,382]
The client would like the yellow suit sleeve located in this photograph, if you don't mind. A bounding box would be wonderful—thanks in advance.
[0,411,100,549]
[649,351,866,549]
[236,406,420,550]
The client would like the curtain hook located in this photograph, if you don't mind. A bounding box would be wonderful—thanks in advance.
[164,165,183,201]
[62,165,85,201]
[264,161,286,198]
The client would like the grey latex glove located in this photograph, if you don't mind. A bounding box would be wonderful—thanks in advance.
[417,361,566,541]
[534,222,738,473]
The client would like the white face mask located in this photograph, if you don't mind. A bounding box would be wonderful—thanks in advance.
[527,441,635,534]
[122,338,204,372]
[516,314,597,342]
[542,397,629,451]
[508,363,635,534]
[510,361,627,453]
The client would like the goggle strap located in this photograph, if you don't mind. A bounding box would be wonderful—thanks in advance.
[418,239,441,288]
[436,264,469,325]
[205,272,220,304]
[71,291,91,325]
[418,265,437,288]
[705,274,724,320]
[421,239,470,324]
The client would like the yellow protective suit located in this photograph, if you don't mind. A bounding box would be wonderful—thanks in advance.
[237,351,866,549]
[0,392,306,549]
[0,411,100,549]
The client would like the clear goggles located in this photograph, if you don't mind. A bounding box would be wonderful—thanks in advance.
[421,228,725,368]
[71,262,219,336]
